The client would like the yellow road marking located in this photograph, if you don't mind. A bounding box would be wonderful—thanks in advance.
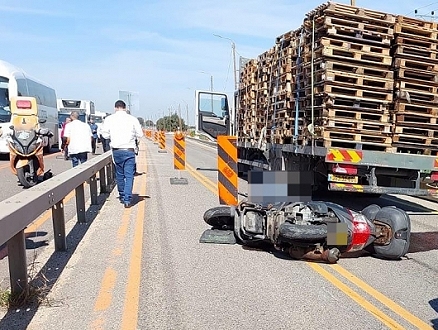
[120,145,148,330]
[94,267,118,311]
[91,153,144,329]
[330,264,434,329]
[308,263,405,329]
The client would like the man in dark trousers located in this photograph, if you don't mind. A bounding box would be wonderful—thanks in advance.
[100,100,143,208]
[88,118,98,154]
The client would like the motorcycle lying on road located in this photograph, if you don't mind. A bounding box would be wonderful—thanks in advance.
[7,97,54,188]
[201,199,411,264]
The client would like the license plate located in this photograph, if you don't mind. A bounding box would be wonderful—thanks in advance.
[328,174,358,184]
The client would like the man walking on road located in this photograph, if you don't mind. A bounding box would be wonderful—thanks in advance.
[63,111,93,167]
[88,118,98,154]
[100,100,143,208]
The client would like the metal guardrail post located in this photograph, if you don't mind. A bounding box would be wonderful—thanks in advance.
[106,163,113,191]
[51,200,67,251]
[89,174,98,205]
[7,230,28,296]
[99,167,107,193]
[75,183,86,223]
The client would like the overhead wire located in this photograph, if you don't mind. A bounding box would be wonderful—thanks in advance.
[405,1,438,15]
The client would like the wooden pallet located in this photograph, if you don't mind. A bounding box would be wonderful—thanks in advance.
[319,139,394,152]
[395,80,438,94]
[394,35,438,51]
[393,126,436,138]
[394,89,438,104]
[393,102,438,116]
[321,16,394,37]
[304,37,391,56]
[396,15,437,30]
[392,135,436,147]
[314,24,393,45]
[322,3,396,26]
[394,113,438,126]
[311,59,394,79]
[394,23,438,41]
[393,45,438,63]
[393,58,438,72]
[311,84,393,102]
[314,96,390,111]
[308,46,393,67]
[395,68,438,84]
[311,70,394,91]
[323,107,390,122]
[324,118,392,134]
[321,130,392,144]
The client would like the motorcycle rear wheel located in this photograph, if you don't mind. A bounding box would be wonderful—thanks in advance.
[17,165,38,188]
[368,206,411,260]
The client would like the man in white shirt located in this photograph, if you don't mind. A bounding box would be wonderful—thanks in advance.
[63,111,93,167]
[100,100,143,208]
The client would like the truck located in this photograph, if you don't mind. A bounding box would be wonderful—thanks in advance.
[195,2,438,197]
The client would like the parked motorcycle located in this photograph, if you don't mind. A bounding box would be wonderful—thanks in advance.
[7,97,53,188]
[201,200,411,264]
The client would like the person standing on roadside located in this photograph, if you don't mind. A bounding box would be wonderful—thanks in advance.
[60,117,72,160]
[63,111,93,167]
[89,118,98,154]
[100,100,143,208]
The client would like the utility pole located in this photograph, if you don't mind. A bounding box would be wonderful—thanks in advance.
[351,0,356,6]
[186,104,189,130]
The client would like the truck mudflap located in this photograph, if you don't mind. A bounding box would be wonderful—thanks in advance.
[328,183,438,197]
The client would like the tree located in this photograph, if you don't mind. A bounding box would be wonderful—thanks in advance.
[156,114,187,131]
[145,120,154,127]
[137,117,145,127]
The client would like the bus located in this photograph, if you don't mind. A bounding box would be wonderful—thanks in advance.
[57,99,95,149]
[0,60,59,154]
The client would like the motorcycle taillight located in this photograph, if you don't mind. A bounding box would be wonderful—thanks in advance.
[347,211,371,252]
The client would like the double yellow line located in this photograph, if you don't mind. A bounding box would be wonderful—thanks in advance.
[177,142,432,330]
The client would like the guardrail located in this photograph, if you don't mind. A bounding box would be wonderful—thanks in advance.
[0,152,115,296]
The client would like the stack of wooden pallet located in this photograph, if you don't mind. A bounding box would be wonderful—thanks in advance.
[301,2,396,150]
[236,2,438,154]
[237,59,257,140]
[391,16,438,154]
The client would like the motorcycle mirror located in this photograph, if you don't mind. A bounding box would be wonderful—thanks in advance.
[9,125,14,130]
[38,119,47,124]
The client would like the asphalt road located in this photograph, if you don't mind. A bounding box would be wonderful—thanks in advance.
[0,135,437,329]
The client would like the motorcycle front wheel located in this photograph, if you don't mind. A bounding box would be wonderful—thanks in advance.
[17,165,38,188]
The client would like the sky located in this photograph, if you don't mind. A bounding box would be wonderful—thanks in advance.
[1,0,437,125]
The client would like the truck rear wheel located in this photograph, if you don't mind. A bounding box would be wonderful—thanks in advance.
[369,206,411,260]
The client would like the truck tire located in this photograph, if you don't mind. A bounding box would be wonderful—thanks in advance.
[278,222,327,243]
[203,206,235,229]
[370,206,411,260]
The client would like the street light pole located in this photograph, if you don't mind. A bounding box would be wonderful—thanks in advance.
[213,34,237,91]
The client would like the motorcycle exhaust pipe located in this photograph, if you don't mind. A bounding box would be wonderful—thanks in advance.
[289,247,341,264]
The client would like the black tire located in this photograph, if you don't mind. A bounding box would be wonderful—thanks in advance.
[371,206,411,260]
[278,222,327,243]
[203,206,235,229]
[361,204,381,221]
[17,166,38,189]
[43,138,51,154]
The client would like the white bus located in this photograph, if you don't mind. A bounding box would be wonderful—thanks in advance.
[0,60,59,154]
